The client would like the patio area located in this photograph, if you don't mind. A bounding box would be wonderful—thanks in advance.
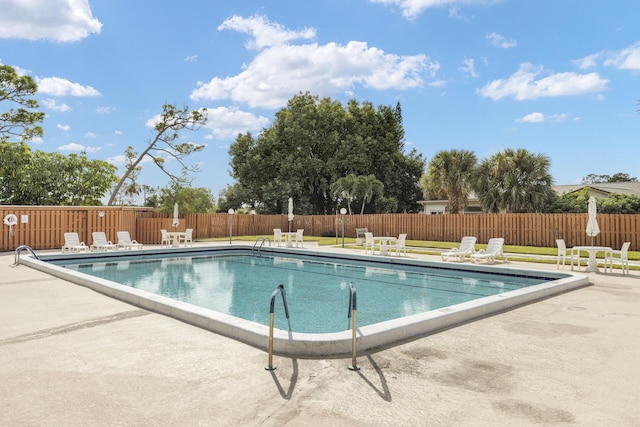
[1,244,639,426]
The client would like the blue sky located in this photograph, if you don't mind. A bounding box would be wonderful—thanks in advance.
[1,0,639,203]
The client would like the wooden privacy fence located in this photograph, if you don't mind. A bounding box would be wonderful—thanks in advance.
[0,206,153,252]
[2,206,639,252]
[136,212,640,251]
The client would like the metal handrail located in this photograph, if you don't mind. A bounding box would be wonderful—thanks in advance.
[14,245,39,266]
[347,282,359,371]
[265,284,290,370]
[252,237,271,256]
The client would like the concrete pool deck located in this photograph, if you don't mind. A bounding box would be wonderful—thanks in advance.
[1,243,639,426]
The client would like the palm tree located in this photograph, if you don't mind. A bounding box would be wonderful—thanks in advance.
[330,174,358,214]
[423,149,477,213]
[355,174,384,214]
[474,148,555,213]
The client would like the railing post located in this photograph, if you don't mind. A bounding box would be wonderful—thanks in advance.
[265,284,289,371]
[347,282,359,371]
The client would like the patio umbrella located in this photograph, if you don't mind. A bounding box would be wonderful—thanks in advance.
[287,197,294,232]
[585,196,600,245]
[172,203,179,229]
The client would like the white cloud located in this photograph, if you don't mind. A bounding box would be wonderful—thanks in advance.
[448,7,470,22]
[0,0,102,42]
[516,112,567,123]
[96,106,115,114]
[572,53,601,70]
[486,32,516,48]
[477,63,609,101]
[573,42,640,71]
[57,123,70,131]
[114,130,123,136]
[191,15,436,109]
[42,98,71,112]
[217,15,316,50]
[58,142,101,153]
[459,58,478,77]
[106,154,127,166]
[184,55,198,62]
[604,42,640,70]
[84,132,97,138]
[203,107,270,140]
[37,77,101,97]
[368,0,497,19]
[516,112,544,123]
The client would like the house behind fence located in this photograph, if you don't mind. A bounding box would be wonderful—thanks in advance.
[1,206,639,252]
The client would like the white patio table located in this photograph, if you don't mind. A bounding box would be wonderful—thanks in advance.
[166,231,186,247]
[571,245,612,273]
[374,236,397,256]
[281,231,298,248]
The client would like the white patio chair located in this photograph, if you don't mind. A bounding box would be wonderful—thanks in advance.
[179,228,193,247]
[394,233,407,256]
[441,236,477,262]
[364,232,376,255]
[555,239,575,269]
[62,232,89,253]
[160,229,171,247]
[116,231,143,250]
[605,242,631,274]
[273,228,283,247]
[471,238,508,264]
[90,232,117,251]
[295,229,304,248]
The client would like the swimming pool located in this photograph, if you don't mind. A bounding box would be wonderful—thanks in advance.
[22,245,589,357]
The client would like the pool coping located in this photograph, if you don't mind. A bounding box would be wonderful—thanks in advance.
[20,245,590,357]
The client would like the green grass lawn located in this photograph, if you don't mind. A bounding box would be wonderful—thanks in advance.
[199,234,638,269]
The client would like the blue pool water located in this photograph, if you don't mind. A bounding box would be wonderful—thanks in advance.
[59,252,549,334]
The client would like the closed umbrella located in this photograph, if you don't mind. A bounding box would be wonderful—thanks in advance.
[287,198,294,232]
[586,196,599,246]
[172,203,179,229]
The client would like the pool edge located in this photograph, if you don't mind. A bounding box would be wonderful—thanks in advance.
[19,250,590,358]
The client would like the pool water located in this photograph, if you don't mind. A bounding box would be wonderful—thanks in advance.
[63,254,548,333]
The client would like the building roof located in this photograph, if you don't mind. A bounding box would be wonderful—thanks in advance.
[552,182,640,197]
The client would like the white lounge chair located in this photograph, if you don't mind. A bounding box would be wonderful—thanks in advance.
[605,242,630,274]
[364,232,376,255]
[295,229,304,248]
[62,232,89,253]
[394,233,407,256]
[90,232,117,251]
[471,238,508,264]
[555,239,575,269]
[116,231,143,250]
[441,236,477,262]
[273,228,283,247]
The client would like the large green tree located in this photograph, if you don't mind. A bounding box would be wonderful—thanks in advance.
[421,149,477,214]
[473,148,555,213]
[225,92,424,214]
[154,183,216,214]
[546,187,640,214]
[0,143,117,205]
[0,65,44,144]
[582,173,637,184]
[108,103,207,205]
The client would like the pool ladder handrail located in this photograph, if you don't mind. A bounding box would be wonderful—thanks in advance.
[265,284,290,371]
[14,245,39,266]
[252,237,271,256]
[347,282,359,371]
